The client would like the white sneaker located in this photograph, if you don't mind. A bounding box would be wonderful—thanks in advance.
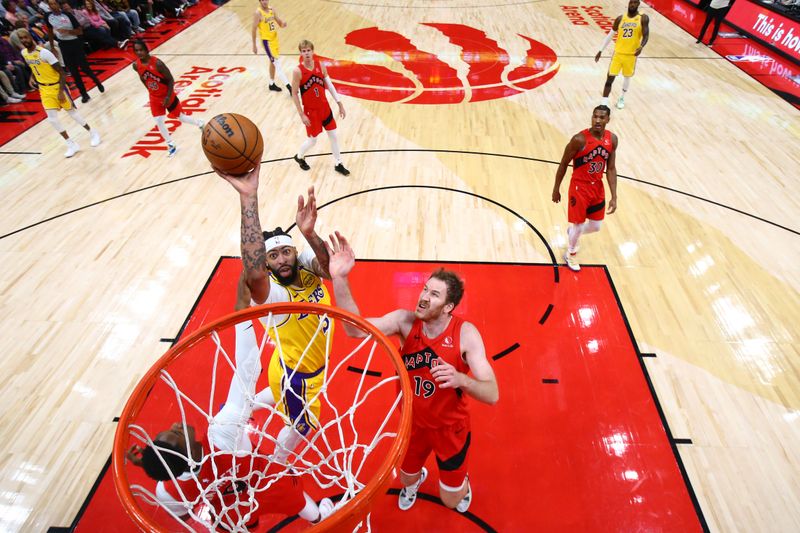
[90,130,101,147]
[318,497,335,521]
[398,467,427,511]
[616,95,625,109]
[64,140,79,158]
[11,92,25,99]
[6,96,22,103]
[455,477,472,513]
[167,142,178,157]
[564,251,581,272]
[197,120,205,130]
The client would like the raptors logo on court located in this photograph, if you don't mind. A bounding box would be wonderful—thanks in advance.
[318,23,559,104]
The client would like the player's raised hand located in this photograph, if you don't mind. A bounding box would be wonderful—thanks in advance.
[296,186,318,237]
[214,161,261,197]
[431,359,464,389]
[326,231,355,278]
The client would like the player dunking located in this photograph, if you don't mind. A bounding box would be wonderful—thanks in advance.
[132,40,205,157]
[292,39,350,176]
[126,287,334,528]
[595,0,649,110]
[18,29,101,158]
[552,105,618,272]
[327,234,499,513]
[251,0,291,93]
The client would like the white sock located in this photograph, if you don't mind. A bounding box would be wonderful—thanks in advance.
[326,128,342,165]
[298,493,320,522]
[273,58,290,86]
[567,223,584,254]
[274,425,302,462]
[66,108,87,127]
[179,113,203,127]
[253,387,275,408]
[298,135,317,159]
[154,115,173,144]
[600,96,609,106]
[622,76,631,94]
[45,109,66,135]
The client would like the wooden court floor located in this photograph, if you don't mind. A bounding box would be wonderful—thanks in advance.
[0,0,798,530]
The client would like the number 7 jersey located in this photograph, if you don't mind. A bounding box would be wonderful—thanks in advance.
[400,316,470,428]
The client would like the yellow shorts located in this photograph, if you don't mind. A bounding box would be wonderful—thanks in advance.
[609,53,637,77]
[268,351,324,435]
[40,84,73,111]
[262,37,280,59]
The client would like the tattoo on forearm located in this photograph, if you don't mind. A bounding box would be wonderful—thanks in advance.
[241,196,266,274]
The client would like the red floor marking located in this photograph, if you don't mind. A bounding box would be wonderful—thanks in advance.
[646,0,799,109]
[0,0,221,149]
[73,259,703,531]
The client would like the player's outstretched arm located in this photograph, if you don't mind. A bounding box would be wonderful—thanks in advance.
[327,232,411,338]
[296,186,331,279]
[214,163,271,303]
[552,133,583,203]
[274,10,286,27]
[606,133,619,214]
[431,321,499,404]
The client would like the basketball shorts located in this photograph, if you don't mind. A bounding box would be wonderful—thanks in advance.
[401,418,471,489]
[568,179,606,224]
[304,106,336,138]
[149,95,182,118]
[609,53,637,77]
[251,471,306,517]
[268,353,324,436]
[262,38,280,60]
[40,84,73,111]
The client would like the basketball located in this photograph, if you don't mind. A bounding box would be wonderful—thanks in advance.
[201,113,264,175]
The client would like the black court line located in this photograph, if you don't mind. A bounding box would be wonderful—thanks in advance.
[0,151,41,155]
[673,438,694,445]
[324,0,540,7]
[641,352,658,358]
[113,417,120,422]
[385,489,498,532]
[3,148,797,239]
[538,303,554,325]
[48,456,112,532]
[603,266,709,532]
[159,337,175,343]
[542,378,559,384]
[491,342,520,361]
[557,55,725,60]
[347,365,382,377]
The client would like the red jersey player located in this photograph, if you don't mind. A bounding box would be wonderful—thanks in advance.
[552,105,618,271]
[291,39,350,176]
[126,287,333,529]
[132,39,205,157]
[326,233,499,514]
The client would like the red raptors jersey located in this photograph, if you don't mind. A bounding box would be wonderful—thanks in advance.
[135,56,169,98]
[298,57,330,112]
[159,436,303,521]
[401,316,470,429]
[571,129,614,183]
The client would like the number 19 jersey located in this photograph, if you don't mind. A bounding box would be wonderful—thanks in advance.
[400,316,470,429]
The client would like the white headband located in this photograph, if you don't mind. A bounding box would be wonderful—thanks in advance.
[265,234,294,252]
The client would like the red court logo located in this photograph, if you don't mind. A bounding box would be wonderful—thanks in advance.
[318,24,559,104]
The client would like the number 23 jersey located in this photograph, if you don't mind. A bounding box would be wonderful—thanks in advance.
[400,315,470,429]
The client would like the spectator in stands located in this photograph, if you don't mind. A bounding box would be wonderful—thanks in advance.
[0,68,25,103]
[103,0,143,34]
[0,29,30,93]
[46,0,104,102]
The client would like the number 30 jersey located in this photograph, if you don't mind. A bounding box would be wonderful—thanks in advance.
[572,129,614,184]
[400,315,470,429]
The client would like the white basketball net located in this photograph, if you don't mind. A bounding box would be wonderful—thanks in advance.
[123,309,405,532]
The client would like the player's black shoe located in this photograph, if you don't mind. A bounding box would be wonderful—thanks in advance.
[294,154,310,171]
[286,84,292,93]
[334,163,350,176]
[268,83,282,92]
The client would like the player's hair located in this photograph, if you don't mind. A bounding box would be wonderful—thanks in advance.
[140,440,190,481]
[593,104,611,117]
[132,39,148,52]
[429,268,464,309]
[298,39,314,51]
[262,226,290,241]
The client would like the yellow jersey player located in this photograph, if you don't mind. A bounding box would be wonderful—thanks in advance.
[18,29,101,158]
[595,0,649,110]
[214,161,344,464]
[251,0,291,93]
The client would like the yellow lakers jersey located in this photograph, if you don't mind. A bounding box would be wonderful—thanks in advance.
[257,7,278,40]
[615,13,643,55]
[260,268,333,373]
[22,46,60,85]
